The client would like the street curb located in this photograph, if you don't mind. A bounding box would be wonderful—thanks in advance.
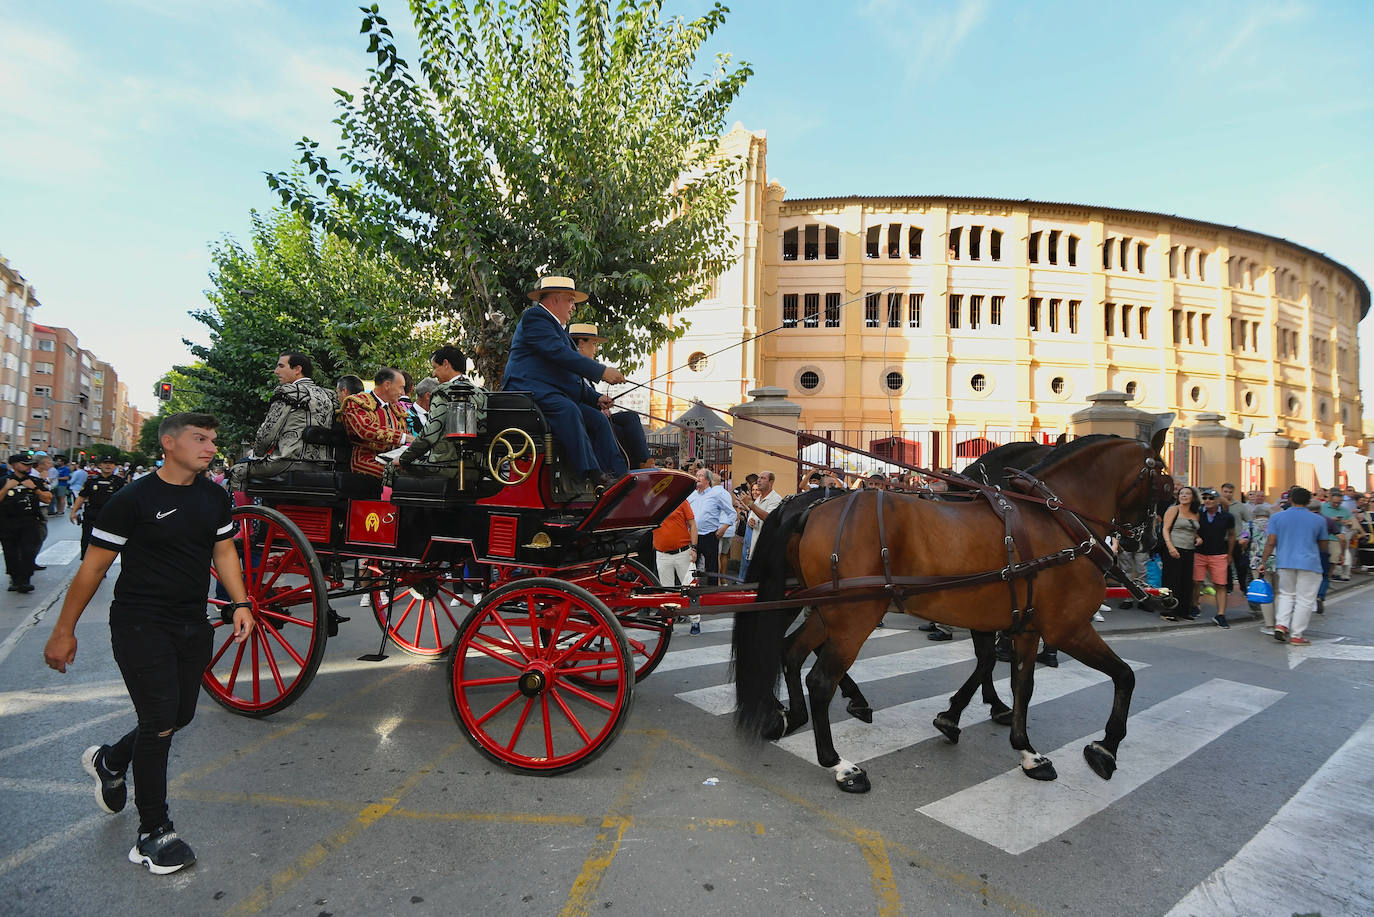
[1099,576,1374,637]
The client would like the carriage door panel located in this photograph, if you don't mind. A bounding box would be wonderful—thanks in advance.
[346,500,399,548]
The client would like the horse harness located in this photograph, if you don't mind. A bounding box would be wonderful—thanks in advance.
[781,444,1167,634]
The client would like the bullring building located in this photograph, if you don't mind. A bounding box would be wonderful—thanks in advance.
[642,125,1370,492]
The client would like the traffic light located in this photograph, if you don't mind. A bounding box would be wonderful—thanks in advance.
[157,381,173,402]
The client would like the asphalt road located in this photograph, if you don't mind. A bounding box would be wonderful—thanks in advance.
[2,519,1372,916]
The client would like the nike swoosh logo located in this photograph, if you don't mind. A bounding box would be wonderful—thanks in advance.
[156,509,177,519]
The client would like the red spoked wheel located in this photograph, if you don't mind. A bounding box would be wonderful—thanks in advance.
[204,506,329,717]
[449,577,633,774]
[572,559,672,687]
[369,564,485,658]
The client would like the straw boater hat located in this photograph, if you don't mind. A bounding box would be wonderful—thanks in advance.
[528,275,589,303]
[567,323,606,341]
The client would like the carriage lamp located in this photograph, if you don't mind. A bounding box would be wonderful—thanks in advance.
[442,383,481,440]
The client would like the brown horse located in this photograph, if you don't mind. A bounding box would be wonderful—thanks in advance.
[733,426,1173,793]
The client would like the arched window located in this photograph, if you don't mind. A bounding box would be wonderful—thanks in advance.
[866,225,880,259]
[782,227,798,261]
[907,226,922,258]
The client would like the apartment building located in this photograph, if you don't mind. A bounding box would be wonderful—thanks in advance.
[0,257,39,456]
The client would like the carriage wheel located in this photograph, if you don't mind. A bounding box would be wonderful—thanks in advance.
[204,506,329,717]
[571,559,672,688]
[369,565,484,658]
[449,577,633,774]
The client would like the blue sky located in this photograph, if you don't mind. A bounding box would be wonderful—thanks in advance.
[2,0,1371,413]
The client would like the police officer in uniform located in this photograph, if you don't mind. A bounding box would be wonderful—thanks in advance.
[69,456,126,559]
[0,453,50,593]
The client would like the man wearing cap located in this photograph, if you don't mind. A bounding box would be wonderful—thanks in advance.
[0,453,50,592]
[502,276,629,488]
[569,323,651,469]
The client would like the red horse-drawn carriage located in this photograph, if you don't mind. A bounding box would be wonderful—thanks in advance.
[206,392,756,774]
[207,391,1174,791]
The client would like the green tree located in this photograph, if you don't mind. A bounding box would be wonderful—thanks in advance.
[183,206,449,447]
[269,0,750,384]
[138,415,162,458]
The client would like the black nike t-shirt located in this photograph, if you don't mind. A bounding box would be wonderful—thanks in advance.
[89,473,235,625]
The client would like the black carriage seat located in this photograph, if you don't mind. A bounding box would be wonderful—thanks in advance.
[242,424,381,502]
[484,392,550,442]
[389,392,550,506]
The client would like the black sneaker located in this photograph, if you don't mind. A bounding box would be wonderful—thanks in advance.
[81,745,126,814]
[1213,614,1230,629]
[128,823,196,874]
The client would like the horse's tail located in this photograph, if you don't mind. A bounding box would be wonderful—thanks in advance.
[731,487,834,738]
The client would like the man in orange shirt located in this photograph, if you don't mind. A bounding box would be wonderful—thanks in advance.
[342,368,410,478]
[653,497,699,633]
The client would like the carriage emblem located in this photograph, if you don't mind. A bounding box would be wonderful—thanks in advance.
[365,512,381,532]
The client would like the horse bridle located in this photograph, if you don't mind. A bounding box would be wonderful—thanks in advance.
[1004,441,1171,569]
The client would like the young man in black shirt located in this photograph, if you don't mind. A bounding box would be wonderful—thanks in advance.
[43,413,254,875]
[68,456,126,559]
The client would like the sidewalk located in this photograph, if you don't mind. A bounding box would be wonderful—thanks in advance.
[1092,572,1374,637]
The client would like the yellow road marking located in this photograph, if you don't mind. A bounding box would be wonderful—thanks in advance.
[656,730,1046,917]
[219,741,460,917]
[559,732,664,917]
[852,828,901,917]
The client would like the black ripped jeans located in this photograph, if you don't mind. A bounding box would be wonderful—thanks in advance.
[105,619,213,834]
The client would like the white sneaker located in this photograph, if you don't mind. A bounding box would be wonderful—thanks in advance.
[1093,611,1106,622]
[1259,626,1275,635]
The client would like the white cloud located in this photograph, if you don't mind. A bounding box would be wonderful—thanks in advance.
[1210,1,1308,69]
[860,0,989,79]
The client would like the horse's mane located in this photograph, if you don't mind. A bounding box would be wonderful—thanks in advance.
[1023,433,1125,476]
[961,441,1052,486]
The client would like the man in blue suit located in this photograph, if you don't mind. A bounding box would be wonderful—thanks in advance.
[502,276,630,488]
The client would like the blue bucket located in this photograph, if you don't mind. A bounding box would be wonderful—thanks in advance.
[1245,579,1274,604]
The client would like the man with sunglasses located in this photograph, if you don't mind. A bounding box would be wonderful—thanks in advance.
[1194,488,1236,628]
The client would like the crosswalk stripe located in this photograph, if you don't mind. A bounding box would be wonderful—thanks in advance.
[656,626,906,675]
[775,659,1149,765]
[919,678,1284,854]
[675,640,979,716]
[35,541,79,567]
[1164,709,1374,917]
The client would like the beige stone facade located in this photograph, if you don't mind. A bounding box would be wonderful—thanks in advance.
[648,127,1370,490]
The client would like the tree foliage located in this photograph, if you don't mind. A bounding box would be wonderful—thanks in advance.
[182,207,451,448]
[268,0,751,385]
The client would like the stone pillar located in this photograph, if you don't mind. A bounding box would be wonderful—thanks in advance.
[1188,413,1243,491]
[730,386,801,496]
[1294,438,1337,491]
[1242,430,1297,504]
[1068,390,1155,440]
[1338,445,1369,492]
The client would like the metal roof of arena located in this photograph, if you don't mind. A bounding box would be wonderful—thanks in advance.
[779,194,1370,317]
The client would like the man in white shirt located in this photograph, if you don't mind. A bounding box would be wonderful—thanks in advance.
[737,471,783,582]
